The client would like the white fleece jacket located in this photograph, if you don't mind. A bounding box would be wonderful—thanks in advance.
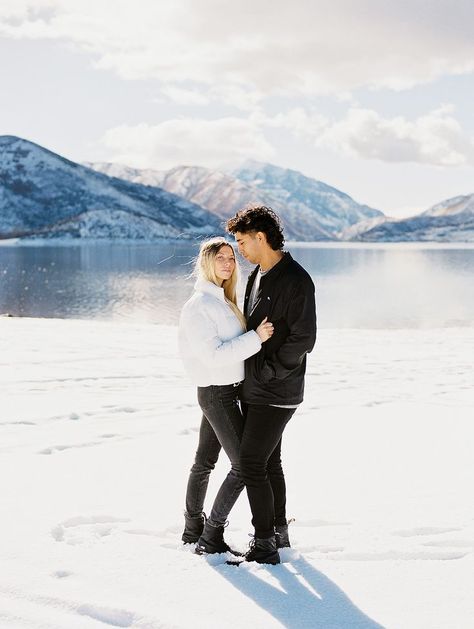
[178,279,261,386]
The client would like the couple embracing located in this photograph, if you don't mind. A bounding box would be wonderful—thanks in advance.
[178,205,317,565]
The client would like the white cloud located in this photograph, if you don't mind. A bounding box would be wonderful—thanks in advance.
[209,85,263,112]
[261,107,328,137]
[100,117,275,170]
[100,108,324,170]
[0,0,55,21]
[160,84,262,111]
[100,106,474,171]
[265,105,474,166]
[1,0,473,98]
[319,106,474,166]
[160,86,210,106]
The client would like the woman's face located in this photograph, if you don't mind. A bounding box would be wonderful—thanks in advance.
[214,245,236,284]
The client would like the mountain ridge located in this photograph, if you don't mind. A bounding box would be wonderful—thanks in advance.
[86,160,381,241]
[0,136,221,240]
[2,135,473,242]
[355,193,474,242]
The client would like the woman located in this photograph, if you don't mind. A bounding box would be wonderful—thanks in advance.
[178,237,273,555]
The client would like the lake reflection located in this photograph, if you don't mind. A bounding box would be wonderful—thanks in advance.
[1,242,473,328]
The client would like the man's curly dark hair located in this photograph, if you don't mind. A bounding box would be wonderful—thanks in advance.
[225,205,285,251]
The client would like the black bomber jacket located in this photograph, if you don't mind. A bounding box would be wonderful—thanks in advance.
[241,251,317,405]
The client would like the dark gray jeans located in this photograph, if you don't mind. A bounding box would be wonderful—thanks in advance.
[184,384,245,527]
[240,403,296,539]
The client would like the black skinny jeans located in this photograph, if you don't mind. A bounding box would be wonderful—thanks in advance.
[185,384,245,527]
[240,403,296,540]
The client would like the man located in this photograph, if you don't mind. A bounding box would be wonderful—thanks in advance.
[226,205,317,565]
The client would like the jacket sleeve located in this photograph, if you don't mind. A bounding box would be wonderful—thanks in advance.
[180,303,262,367]
[261,278,316,382]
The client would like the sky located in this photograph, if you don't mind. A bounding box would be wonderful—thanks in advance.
[1,0,473,217]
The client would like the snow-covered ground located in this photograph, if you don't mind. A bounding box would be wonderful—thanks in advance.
[1,318,473,629]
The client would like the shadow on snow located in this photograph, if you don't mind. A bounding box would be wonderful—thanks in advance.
[215,555,385,628]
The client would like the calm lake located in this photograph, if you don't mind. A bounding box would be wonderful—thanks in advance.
[1,241,473,328]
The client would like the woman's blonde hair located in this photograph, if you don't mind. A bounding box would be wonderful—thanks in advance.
[196,237,246,330]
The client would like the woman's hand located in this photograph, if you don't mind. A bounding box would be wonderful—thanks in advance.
[256,317,274,342]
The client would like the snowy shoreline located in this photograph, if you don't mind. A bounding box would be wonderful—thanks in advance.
[1,318,473,628]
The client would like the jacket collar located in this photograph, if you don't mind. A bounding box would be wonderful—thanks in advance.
[261,251,292,279]
[247,251,293,289]
[244,252,293,319]
[194,278,226,302]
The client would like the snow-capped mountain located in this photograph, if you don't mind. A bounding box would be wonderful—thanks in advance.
[0,136,221,240]
[422,194,474,218]
[85,163,266,221]
[354,194,474,242]
[82,162,168,190]
[86,162,334,241]
[231,160,384,238]
[339,216,389,240]
[87,162,381,241]
[4,136,472,242]
[84,161,474,242]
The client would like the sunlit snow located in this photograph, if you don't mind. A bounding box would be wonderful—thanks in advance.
[1,318,473,628]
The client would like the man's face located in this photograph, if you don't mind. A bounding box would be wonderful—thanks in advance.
[234,231,262,265]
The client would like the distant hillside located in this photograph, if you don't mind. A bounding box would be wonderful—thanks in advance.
[86,162,335,241]
[0,136,221,240]
[231,160,384,238]
[88,161,384,241]
[3,136,472,242]
[86,162,268,221]
[354,194,474,242]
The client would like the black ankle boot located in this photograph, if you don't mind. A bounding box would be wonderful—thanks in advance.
[195,522,241,556]
[275,524,290,548]
[245,536,280,565]
[181,512,205,544]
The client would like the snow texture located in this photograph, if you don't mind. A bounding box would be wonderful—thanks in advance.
[1,317,473,628]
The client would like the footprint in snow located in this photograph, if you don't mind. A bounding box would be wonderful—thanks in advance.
[39,442,101,455]
[51,515,131,545]
[52,570,73,579]
[39,433,123,454]
[179,426,200,436]
[422,539,474,549]
[77,604,136,628]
